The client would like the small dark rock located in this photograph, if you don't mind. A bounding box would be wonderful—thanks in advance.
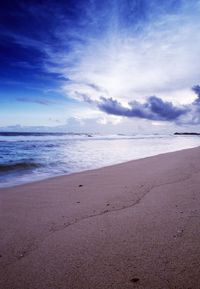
[79,185,83,187]
[18,252,25,259]
[106,203,110,206]
[130,278,140,283]
[76,201,80,204]
[0,254,2,258]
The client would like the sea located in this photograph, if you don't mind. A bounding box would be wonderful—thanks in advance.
[1,132,200,188]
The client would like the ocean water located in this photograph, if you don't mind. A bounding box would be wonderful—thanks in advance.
[0,132,200,188]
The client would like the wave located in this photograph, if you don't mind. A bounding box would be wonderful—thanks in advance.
[0,162,42,172]
[0,132,93,137]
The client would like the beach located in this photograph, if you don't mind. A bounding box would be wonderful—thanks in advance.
[1,146,200,289]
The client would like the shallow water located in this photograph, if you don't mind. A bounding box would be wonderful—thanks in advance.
[0,132,200,187]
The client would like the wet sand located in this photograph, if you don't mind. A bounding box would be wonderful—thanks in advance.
[1,147,200,289]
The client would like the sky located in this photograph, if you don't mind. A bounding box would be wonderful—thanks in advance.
[1,0,200,133]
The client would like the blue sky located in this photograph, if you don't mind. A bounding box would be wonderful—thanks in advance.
[1,0,200,133]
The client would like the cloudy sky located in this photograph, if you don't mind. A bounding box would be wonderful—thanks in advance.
[1,0,200,133]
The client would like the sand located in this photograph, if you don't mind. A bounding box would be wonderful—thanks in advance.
[1,147,200,289]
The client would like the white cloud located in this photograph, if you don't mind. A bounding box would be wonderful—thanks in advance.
[46,1,200,109]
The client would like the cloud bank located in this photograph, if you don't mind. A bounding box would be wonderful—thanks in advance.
[95,85,200,123]
[98,96,188,121]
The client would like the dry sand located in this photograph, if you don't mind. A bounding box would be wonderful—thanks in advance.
[1,147,200,289]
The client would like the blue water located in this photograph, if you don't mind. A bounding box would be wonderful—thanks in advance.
[0,132,200,188]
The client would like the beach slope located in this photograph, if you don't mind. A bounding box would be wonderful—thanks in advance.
[1,147,200,289]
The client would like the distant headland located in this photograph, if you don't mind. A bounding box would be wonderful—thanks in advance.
[174,132,200,136]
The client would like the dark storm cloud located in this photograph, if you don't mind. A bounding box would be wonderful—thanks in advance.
[192,85,200,103]
[98,96,188,121]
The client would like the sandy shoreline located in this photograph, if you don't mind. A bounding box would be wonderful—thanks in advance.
[1,147,200,288]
